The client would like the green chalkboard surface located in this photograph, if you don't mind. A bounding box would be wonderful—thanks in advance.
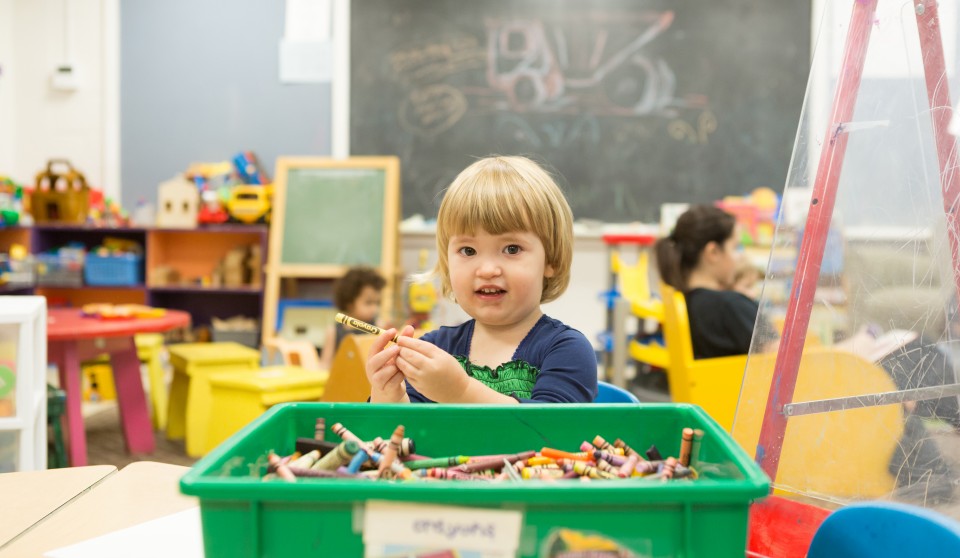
[280,167,387,265]
[351,0,810,222]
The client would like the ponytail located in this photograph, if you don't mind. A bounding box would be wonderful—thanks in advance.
[654,205,736,292]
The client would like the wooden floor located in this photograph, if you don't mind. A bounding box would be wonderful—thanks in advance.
[84,402,196,468]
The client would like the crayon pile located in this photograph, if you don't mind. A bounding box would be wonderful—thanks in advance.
[263,417,706,483]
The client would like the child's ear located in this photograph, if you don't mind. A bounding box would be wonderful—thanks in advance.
[544,263,555,278]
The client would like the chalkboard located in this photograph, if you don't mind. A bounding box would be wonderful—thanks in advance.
[280,167,388,265]
[263,157,400,345]
[351,0,810,222]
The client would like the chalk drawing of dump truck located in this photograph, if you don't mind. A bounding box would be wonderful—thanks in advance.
[485,12,679,115]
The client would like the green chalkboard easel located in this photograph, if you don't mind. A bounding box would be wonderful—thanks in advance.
[263,157,400,346]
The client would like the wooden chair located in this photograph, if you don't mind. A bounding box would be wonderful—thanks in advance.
[319,334,376,402]
[659,283,903,497]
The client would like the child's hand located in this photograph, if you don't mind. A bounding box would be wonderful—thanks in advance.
[395,336,470,402]
[365,326,414,403]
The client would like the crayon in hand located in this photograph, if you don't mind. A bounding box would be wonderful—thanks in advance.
[335,313,399,343]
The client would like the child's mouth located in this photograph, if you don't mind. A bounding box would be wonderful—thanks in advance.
[476,287,506,296]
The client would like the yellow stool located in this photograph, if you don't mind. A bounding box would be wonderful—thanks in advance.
[134,333,168,431]
[166,342,261,457]
[206,366,328,455]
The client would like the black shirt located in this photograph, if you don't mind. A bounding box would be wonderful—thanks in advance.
[684,288,776,359]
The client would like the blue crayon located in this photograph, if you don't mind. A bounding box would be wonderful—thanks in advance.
[347,449,370,474]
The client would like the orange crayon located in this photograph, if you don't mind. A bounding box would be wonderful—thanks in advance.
[540,447,594,462]
[378,424,405,478]
[679,428,694,467]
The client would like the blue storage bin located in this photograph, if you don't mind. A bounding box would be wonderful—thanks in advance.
[84,253,143,286]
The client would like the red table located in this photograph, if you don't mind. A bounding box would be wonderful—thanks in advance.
[47,309,191,466]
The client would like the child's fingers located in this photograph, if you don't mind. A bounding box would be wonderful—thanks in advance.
[370,328,398,355]
[397,324,416,339]
[366,345,400,376]
[396,334,438,355]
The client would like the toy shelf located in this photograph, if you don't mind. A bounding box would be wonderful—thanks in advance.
[0,225,268,331]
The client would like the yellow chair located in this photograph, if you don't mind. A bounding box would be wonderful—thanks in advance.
[319,334,376,402]
[206,365,328,454]
[659,282,902,497]
[612,251,669,369]
[135,333,168,431]
[166,342,261,457]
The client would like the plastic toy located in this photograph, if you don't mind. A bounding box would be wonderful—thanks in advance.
[226,185,272,224]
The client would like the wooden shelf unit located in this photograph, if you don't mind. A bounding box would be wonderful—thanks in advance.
[0,224,268,329]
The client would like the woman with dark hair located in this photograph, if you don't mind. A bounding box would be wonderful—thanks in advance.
[655,204,957,501]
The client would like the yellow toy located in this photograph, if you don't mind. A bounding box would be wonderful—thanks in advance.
[226,185,272,224]
[407,249,437,331]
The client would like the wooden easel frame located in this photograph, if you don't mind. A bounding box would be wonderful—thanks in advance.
[262,156,401,347]
[755,0,960,481]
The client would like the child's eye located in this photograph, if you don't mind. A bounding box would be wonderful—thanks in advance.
[458,247,476,256]
[504,245,522,255]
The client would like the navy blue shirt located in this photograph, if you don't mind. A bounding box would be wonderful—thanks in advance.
[406,315,598,403]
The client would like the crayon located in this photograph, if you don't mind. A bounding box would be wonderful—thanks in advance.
[346,448,370,474]
[526,456,557,467]
[634,460,661,476]
[268,452,296,482]
[646,445,663,461]
[404,456,469,470]
[593,450,627,467]
[540,447,594,462]
[573,461,617,480]
[618,454,639,479]
[457,451,535,474]
[289,449,321,469]
[426,468,489,481]
[660,457,678,481]
[378,424,405,478]
[614,438,641,458]
[579,441,598,453]
[368,450,414,479]
[315,417,326,440]
[592,435,616,453]
[502,458,522,481]
[295,437,341,455]
[312,440,361,471]
[679,428,694,467]
[330,422,378,459]
[288,466,339,478]
[373,436,416,457]
[335,313,398,342]
[690,429,704,468]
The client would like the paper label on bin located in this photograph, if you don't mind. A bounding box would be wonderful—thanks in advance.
[363,500,522,557]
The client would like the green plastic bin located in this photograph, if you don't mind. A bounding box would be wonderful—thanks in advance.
[180,403,770,557]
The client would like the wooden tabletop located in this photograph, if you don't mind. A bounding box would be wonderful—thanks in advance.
[2,462,197,556]
[0,465,117,548]
[47,309,191,341]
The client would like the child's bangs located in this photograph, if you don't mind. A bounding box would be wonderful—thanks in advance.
[444,179,536,236]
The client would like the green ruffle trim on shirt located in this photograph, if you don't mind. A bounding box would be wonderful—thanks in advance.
[455,356,540,399]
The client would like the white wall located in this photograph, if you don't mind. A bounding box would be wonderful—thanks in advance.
[0,0,15,173]
[2,0,111,197]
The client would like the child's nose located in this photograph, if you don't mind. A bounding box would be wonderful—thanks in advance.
[476,258,502,277]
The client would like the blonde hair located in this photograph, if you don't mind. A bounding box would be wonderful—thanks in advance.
[432,156,573,303]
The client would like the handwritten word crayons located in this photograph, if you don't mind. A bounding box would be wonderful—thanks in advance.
[262,418,705,483]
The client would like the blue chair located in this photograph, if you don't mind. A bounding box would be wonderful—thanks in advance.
[596,381,640,403]
[807,501,960,557]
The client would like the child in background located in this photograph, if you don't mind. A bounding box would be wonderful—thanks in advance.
[319,266,386,370]
[365,155,598,403]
